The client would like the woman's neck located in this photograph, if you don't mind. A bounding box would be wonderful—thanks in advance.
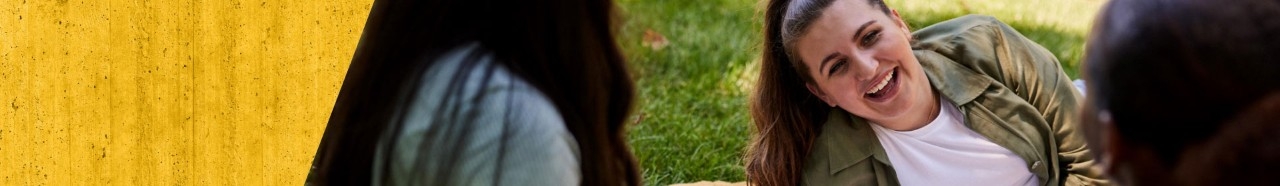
[876,90,942,131]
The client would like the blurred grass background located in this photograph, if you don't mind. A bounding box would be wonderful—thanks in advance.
[615,0,1104,185]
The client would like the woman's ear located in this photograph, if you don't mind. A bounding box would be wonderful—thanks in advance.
[805,83,837,107]
[1095,111,1128,178]
[890,9,911,39]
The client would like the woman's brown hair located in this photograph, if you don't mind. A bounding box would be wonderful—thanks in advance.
[748,0,887,185]
[310,0,639,185]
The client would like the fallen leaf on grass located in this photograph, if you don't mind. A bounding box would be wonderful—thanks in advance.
[643,29,670,50]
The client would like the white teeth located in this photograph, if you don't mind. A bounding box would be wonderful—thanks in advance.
[867,70,894,94]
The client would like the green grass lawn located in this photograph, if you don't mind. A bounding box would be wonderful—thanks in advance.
[616,0,1103,185]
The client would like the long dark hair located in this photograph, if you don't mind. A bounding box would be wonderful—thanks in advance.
[310,0,640,185]
[748,0,887,185]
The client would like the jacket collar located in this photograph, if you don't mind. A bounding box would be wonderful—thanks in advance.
[822,108,887,174]
[915,49,992,106]
[821,50,993,175]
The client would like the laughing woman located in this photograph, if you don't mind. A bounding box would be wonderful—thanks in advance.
[746,0,1107,185]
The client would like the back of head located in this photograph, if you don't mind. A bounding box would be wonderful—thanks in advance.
[1086,0,1280,164]
[313,0,638,185]
[1174,93,1280,186]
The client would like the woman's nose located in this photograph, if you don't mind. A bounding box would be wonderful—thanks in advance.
[851,53,879,80]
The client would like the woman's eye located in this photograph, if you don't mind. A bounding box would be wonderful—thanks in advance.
[861,30,881,47]
[828,59,846,75]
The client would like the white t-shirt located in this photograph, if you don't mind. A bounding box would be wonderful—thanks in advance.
[869,97,1037,186]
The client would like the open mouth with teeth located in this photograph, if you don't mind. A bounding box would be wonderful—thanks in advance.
[865,67,900,101]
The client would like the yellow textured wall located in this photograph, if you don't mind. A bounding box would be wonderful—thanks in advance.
[0,0,372,184]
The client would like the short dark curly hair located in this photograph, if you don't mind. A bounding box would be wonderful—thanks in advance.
[1085,0,1280,164]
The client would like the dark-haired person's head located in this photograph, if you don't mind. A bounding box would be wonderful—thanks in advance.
[1082,0,1280,185]
[310,0,639,185]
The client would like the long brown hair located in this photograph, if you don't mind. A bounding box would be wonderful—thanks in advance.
[310,0,640,185]
[748,0,887,185]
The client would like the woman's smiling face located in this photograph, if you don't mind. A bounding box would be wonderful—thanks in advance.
[793,0,936,129]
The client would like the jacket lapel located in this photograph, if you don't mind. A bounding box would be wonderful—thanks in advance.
[918,50,1051,182]
[917,50,991,105]
[822,108,884,175]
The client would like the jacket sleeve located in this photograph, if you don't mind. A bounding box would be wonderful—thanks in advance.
[981,16,1108,186]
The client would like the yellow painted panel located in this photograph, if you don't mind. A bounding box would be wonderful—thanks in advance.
[0,0,373,184]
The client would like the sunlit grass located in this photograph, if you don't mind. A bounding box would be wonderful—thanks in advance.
[891,0,1105,77]
[616,0,1103,185]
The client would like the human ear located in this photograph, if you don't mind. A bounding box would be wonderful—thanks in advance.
[1095,111,1127,177]
[805,83,837,107]
[889,9,911,39]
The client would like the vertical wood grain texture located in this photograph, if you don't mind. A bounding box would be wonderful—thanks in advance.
[0,0,373,184]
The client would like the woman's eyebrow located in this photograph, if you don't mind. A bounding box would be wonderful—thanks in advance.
[820,20,877,76]
[820,53,839,76]
[853,20,876,42]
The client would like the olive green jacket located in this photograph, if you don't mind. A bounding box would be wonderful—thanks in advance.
[801,15,1107,186]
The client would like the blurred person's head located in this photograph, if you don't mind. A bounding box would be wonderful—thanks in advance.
[750,0,933,185]
[311,0,639,185]
[1173,93,1280,186]
[1082,0,1280,185]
